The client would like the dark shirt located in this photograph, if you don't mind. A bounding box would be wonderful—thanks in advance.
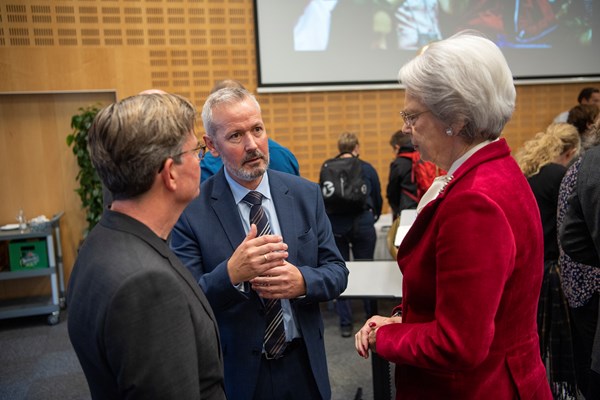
[561,144,600,268]
[528,162,567,262]
[387,144,418,219]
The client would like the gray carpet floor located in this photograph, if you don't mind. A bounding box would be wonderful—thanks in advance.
[0,299,398,400]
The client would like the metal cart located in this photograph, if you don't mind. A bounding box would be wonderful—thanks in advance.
[0,212,65,325]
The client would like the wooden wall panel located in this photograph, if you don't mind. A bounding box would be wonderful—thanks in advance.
[0,0,597,298]
[0,91,116,300]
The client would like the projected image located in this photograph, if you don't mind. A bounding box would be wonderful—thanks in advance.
[255,0,598,86]
[293,0,592,51]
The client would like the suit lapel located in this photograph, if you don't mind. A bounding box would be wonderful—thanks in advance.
[399,139,511,255]
[268,172,298,262]
[107,211,222,349]
[429,138,511,204]
[165,251,219,319]
[210,171,247,251]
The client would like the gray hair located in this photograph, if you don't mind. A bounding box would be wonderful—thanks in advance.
[88,92,197,200]
[398,30,515,142]
[202,87,261,139]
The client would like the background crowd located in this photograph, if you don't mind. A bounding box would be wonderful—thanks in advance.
[60,28,600,400]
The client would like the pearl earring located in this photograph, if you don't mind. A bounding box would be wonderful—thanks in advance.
[445,128,453,136]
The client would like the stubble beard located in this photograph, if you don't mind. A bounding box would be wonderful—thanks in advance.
[224,149,270,182]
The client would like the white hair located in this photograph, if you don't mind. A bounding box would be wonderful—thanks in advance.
[398,30,516,141]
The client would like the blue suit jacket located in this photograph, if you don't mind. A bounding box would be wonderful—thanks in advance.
[171,169,348,400]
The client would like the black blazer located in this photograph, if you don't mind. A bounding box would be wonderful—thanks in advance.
[560,144,600,268]
[67,210,226,400]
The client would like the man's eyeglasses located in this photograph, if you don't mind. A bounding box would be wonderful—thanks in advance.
[159,143,207,173]
[399,110,430,127]
[174,142,207,161]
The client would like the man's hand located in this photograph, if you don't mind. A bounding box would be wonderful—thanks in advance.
[227,224,289,284]
[250,260,306,299]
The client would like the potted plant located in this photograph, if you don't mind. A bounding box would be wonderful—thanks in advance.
[67,105,103,236]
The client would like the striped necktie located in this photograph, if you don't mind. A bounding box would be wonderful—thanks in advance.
[243,191,287,359]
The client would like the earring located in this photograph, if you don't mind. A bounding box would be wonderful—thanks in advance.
[445,128,453,136]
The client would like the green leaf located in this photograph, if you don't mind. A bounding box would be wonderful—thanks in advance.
[67,104,103,235]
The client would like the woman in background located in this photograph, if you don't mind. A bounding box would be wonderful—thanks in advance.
[567,104,599,137]
[355,30,552,399]
[515,122,580,399]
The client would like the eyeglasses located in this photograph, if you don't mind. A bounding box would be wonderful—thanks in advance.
[399,110,430,127]
[159,142,207,173]
[174,142,207,161]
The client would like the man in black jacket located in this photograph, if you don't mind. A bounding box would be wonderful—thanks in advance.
[560,143,600,400]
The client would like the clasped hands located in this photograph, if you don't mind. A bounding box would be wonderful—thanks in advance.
[227,224,306,298]
[355,315,402,359]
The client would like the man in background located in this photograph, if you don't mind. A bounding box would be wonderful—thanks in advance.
[322,132,382,337]
[68,93,225,399]
[560,142,600,400]
[171,87,348,400]
[387,129,418,220]
[555,87,600,123]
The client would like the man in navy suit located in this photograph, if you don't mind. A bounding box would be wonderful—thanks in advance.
[171,87,348,400]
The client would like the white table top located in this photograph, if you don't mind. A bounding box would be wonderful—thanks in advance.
[341,261,403,298]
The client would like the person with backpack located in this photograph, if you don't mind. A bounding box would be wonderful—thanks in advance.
[387,130,418,220]
[320,132,382,337]
[387,129,445,220]
[386,130,444,258]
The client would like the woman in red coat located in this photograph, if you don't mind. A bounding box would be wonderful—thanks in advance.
[355,30,552,399]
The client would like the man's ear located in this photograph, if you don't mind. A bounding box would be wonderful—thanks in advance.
[204,134,220,157]
[160,158,177,192]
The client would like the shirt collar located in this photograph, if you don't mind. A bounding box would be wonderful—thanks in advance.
[224,168,272,205]
[447,139,496,175]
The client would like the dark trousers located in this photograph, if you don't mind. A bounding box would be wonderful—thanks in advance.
[330,210,376,327]
[569,293,599,396]
[253,339,322,400]
[588,370,600,400]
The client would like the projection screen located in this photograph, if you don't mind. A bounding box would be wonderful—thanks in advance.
[254,0,600,92]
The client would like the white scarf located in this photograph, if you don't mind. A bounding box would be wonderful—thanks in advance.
[416,140,494,214]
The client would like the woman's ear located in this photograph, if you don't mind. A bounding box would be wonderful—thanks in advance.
[567,147,578,161]
[451,120,466,136]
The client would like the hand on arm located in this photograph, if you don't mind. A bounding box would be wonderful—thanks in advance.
[355,315,402,359]
[250,260,307,299]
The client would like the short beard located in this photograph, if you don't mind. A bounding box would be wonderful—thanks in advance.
[223,149,270,182]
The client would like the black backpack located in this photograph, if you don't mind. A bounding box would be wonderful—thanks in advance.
[319,154,368,214]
